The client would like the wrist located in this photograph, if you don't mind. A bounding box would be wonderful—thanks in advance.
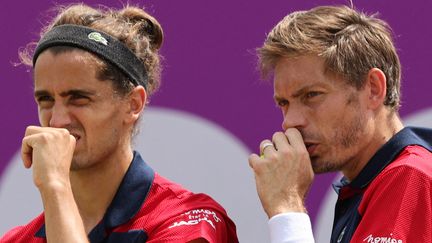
[37,179,72,195]
[266,196,307,218]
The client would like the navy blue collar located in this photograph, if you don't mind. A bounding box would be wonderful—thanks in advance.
[333,126,432,192]
[35,151,154,239]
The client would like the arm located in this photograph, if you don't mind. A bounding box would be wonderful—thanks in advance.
[248,128,315,242]
[146,205,238,243]
[22,126,89,243]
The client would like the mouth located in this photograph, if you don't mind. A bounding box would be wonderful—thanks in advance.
[70,133,81,142]
[304,142,317,155]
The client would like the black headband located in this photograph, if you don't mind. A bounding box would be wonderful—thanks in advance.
[33,24,148,90]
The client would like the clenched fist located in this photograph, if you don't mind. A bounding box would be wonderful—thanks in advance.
[21,126,76,190]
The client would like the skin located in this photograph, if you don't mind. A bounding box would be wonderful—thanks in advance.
[25,49,145,242]
[23,48,207,243]
[249,55,403,218]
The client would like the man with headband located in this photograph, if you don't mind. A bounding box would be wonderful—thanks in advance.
[1,4,238,243]
[249,5,432,242]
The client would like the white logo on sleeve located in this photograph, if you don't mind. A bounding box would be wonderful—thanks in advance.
[168,209,222,230]
[363,233,402,243]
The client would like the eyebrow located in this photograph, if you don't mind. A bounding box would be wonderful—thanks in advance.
[273,83,326,103]
[34,89,96,98]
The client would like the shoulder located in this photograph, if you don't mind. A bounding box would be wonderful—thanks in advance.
[370,145,432,186]
[1,214,45,243]
[362,145,432,205]
[353,145,432,242]
[374,145,432,184]
[128,173,238,243]
[386,145,432,176]
[145,173,229,212]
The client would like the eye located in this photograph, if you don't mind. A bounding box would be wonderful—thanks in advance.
[276,99,288,108]
[69,94,90,105]
[305,91,322,99]
[36,95,54,108]
[36,95,54,103]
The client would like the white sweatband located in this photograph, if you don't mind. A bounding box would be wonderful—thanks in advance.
[268,212,315,243]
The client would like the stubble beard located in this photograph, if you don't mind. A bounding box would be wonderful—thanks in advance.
[311,93,367,174]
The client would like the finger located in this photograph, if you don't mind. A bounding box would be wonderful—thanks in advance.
[69,134,77,148]
[248,153,260,169]
[260,139,276,156]
[24,126,44,137]
[272,131,290,151]
[21,136,34,168]
[284,128,307,151]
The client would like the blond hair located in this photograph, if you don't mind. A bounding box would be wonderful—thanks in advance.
[258,5,401,110]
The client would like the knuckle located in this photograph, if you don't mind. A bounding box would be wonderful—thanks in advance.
[26,125,37,130]
[54,128,70,139]
[298,150,309,162]
[40,132,53,142]
[58,128,70,136]
[272,131,283,140]
[297,147,308,157]
[248,154,257,164]
[285,127,299,136]
[266,152,278,161]
[279,147,292,157]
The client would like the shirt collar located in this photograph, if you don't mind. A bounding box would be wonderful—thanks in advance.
[334,126,432,191]
[36,151,154,238]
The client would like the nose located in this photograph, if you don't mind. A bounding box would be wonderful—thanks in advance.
[281,107,307,131]
[48,103,72,128]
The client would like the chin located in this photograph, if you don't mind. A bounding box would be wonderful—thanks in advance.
[311,158,341,174]
[70,154,89,171]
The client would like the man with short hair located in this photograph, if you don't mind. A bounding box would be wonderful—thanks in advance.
[1,3,238,243]
[249,5,432,242]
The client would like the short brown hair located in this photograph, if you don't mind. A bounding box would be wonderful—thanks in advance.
[258,5,401,110]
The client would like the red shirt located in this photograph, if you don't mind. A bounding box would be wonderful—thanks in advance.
[1,152,239,243]
[331,127,432,243]
[351,145,432,242]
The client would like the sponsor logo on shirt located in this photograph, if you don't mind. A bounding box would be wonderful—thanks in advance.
[363,234,402,243]
[168,209,221,230]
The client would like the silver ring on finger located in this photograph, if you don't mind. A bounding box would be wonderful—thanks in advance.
[260,142,274,157]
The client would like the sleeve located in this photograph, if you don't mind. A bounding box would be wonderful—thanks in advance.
[1,227,22,242]
[146,207,237,243]
[1,226,44,243]
[351,165,432,242]
[268,213,315,243]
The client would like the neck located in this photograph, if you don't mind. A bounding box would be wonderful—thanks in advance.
[69,146,133,233]
[342,110,404,181]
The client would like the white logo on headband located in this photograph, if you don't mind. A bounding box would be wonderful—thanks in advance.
[88,32,108,46]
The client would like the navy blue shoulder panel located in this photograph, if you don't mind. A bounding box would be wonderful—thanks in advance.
[105,230,148,243]
[103,151,154,228]
[350,126,432,188]
[35,151,154,243]
[330,126,432,243]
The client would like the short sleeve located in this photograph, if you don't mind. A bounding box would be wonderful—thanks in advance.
[146,208,235,243]
[352,165,432,242]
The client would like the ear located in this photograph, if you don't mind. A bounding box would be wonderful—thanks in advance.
[365,68,387,110]
[125,85,147,124]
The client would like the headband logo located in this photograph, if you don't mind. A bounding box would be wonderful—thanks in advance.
[88,32,108,46]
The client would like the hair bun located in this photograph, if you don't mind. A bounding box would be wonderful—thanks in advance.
[119,7,163,51]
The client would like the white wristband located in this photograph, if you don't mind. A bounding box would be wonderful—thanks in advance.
[268,212,315,243]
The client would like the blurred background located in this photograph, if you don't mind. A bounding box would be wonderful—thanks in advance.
[1,0,431,242]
